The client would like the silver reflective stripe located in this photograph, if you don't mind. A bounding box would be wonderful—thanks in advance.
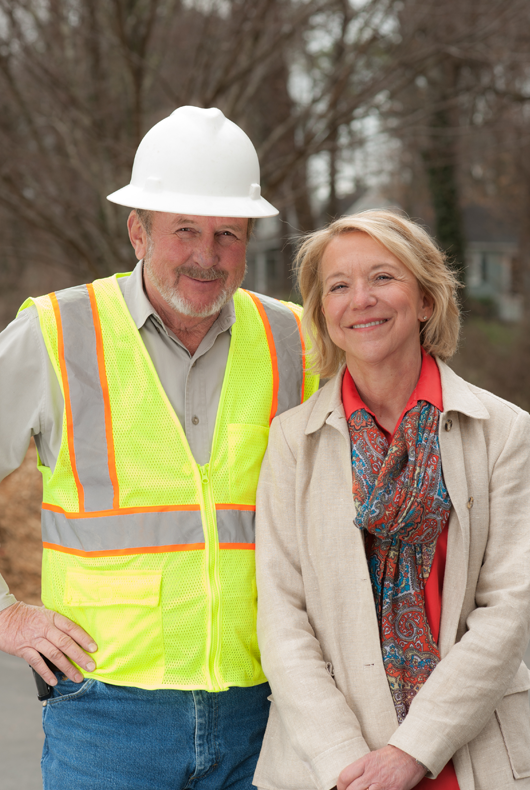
[42,508,255,552]
[56,286,115,512]
[250,292,303,418]
[216,510,255,544]
[42,508,205,552]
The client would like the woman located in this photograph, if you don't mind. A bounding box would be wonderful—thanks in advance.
[254,210,530,790]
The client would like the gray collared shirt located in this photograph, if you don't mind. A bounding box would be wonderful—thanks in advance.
[119,261,234,466]
[0,260,235,608]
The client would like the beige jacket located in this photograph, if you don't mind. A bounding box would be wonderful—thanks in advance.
[254,360,530,790]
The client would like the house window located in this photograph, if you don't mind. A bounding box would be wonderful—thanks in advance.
[467,250,505,297]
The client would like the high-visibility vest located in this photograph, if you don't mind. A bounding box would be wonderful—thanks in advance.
[22,274,318,691]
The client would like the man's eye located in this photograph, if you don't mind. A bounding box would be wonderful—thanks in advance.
[217,231,238,245]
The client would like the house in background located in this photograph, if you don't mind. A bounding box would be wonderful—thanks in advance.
[244,217,285,297]
[244,188,368,298]
[463,204,521,322]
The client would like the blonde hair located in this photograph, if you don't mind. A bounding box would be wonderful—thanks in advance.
[296,209,461,378]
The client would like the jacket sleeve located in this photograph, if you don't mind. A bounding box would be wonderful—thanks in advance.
[388,408,530,776]
[256,415,371,790]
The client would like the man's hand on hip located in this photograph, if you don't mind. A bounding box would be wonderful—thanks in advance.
[0,601,98,684]
[337,745,427,790]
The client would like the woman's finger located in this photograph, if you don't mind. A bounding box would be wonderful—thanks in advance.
[337,759,366,790]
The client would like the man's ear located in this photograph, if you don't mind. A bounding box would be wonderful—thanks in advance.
[127,211,148,260]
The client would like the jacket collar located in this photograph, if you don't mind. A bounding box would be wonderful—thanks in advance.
[305,357,490,436]
[436,358,490,419]
[305,367,346,435]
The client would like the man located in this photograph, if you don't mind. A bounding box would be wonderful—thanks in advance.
[0,106,318,789]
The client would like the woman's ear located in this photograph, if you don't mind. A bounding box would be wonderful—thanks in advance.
[419,291,434,321]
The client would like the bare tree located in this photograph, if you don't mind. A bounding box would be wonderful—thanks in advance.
[386,0,529,284]
[2,0,528,320]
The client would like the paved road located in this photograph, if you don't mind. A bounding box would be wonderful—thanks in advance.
[2,644,530,789]
[0,651,45,790]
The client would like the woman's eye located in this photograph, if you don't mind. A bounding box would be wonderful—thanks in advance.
[330,283,347,292]
[375,274,392,282]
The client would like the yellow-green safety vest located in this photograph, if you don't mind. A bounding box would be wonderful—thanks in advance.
[22,274,318,691]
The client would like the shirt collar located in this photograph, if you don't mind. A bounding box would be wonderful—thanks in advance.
[120,259,236,336]
[305,357,489,437]
[342,349,443,438]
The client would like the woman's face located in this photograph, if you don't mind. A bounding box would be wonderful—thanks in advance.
[321,231,433,372]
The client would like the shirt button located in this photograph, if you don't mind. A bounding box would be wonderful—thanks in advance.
[192,415,199,425]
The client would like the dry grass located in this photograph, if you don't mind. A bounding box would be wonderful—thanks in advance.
[450,317,530,412]
[0,441,42,605]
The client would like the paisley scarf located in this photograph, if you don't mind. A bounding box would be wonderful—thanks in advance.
[348,401,452,723]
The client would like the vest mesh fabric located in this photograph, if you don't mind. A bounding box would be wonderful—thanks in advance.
[95,275,199,509]
[25,276,314,690]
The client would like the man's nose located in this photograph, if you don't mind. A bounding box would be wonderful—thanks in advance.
[193,236,219,268]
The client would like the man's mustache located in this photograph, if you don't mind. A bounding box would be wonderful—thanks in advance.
[176,266,228,283]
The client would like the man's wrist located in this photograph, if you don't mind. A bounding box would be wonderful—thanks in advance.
[0,595,18,613]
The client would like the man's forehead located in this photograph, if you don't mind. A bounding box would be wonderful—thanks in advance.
[165,213,247,230]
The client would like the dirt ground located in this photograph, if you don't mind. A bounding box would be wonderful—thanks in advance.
[0,442,43,605]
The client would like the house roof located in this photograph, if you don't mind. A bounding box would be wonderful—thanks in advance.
[463,204,518,245]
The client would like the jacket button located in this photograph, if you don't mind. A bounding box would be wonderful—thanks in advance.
[467,497,474,509]
[444,419,453,431]
[192,415,199,425]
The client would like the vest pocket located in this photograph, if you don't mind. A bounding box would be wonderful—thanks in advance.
[495,689,530,778]
[228,424,269,505]
[65,571,162,607]
[64,570,164,684]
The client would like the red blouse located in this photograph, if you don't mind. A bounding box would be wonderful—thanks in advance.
[342,352,459,789]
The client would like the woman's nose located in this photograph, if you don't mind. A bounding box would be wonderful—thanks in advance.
[349,281,376,310]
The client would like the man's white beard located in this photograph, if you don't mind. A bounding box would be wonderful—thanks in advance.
[150,271,235,318]
[144,245,246,318]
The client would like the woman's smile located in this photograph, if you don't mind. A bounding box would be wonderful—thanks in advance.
[348,318,389,330]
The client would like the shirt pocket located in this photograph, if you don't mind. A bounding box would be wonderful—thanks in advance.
[228,424,269,505]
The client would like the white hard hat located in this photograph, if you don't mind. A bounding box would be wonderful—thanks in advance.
[107,106,278,218]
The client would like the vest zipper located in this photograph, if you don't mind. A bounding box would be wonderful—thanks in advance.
[199,463,224,691]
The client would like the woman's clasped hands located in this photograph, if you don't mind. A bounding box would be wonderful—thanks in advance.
[337,746,427,790]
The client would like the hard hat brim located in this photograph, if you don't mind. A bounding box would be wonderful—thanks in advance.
[107,185,279,218]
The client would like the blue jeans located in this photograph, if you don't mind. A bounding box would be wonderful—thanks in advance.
[41,675,270,790]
